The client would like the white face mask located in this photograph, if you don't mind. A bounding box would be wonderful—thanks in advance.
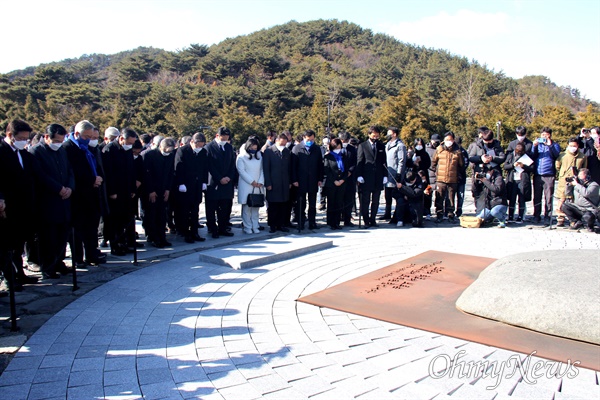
[49,142,63,151]
[161,150,171,157]
[486,173,491,180]
[13,140,27,150]
[193,147,203,153]
[342,143,348,148]
[517,135,526,142]
[217,140,227,146]
[444,140,454,148]
[88,139,99,147]
[567,146,578,154]
[592,133,599,139]
[133,154,139,160]
[276,145,285,152]
[415,145,423,151]
[122,144,133,151]
[333,149,342,154]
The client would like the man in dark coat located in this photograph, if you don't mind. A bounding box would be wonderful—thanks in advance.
[102,127,138,255]
[63,121,107,266]
[143,138,175,247]
[355,126,387,228]
[263,133,292,232]
[506,126,534,156]
[204,127,236,238]
[291,130,323,230]
[29,124,74,279]
[174,132,208,243]
[339,131,357,227]
[0,120,40,289]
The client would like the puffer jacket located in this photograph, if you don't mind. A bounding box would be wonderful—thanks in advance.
[532,141,561,176]
[430,143,464,184]
[555,150,587,199]
[468,138,505,173]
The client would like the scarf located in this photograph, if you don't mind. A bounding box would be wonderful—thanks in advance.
[331,151,344,172]
[69,134,97,176]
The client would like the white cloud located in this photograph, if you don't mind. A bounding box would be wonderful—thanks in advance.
[382,10,510,46]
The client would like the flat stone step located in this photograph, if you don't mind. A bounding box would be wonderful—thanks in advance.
[198,235,333,269]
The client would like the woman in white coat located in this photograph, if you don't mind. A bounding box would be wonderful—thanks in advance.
[236,138,265,234]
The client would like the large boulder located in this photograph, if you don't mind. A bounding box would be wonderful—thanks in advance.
[456,250,600,345]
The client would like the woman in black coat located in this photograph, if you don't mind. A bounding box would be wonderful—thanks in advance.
[322,138,348,230]
[407,138,432,218]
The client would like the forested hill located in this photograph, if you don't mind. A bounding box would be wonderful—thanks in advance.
[1,19,598,148]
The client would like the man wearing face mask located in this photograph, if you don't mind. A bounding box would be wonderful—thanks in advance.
[506,126,533,156]
[0,120,40,290]
[581,127,600,185]
[142,137,175,247]
[560,168,599,232]
[28,124,74,279]
[531,127,561,224]
[174,132,208,243]
[382,127,407,223]
[205,127,236,238]
[555,137,587,227]
[468,128,506,215]
[263,133,292,232]
[63,120,106,267]
[430,132,464,222]
[102,127,138,255]
[474,167,508,228]
[355,126,387,228]
[291,130,324,230]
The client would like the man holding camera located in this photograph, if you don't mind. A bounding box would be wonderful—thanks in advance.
[531,127,561,224]
[555,137,587,227]
[560,168,599,232]
[474,167,508,228]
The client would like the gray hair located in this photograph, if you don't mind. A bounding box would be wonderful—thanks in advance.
[75,120,95,134]
[160,137,176,150]
[152,135,164,147]
[104,126,120,138]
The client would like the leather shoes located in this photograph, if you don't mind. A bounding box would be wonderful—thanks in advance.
[212,232,219,239]
[42,272,60,280]
[56,264,73,274]
[279,227,289,232]
[111,247,127,256]
[184,236,195,244]
[161,240,172,247]
[193,234,206,242]
[149,241,165,248]
[344,222,355,227]
[269,227,277,233]
[19,275,39,284]
[309,224,320,230]
[220,231,234,237]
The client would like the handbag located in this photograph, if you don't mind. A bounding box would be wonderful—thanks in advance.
[246,187,265,208]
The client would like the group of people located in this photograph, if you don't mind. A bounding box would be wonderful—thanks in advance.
[1,118,600,292]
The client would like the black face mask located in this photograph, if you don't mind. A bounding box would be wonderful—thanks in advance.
[370,138,379,143]
[485,142,494,148]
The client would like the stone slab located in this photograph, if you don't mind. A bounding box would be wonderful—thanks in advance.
[456,249,600,345]
[198,235,333,269]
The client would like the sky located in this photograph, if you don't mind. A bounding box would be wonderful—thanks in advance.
[3,0,600,101]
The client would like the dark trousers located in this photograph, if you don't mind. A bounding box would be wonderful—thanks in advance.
[533,175,555,218]
[295,191,317,228]
[325,185,344,228]
[383,186,395,218]
[435,182,457,217]
[359,189,381,225]
[342,183,356,224]
[394,198,424,226]
[561,202,596,228]
[106,198,132,250]
[176,192,201,237]
[456,183,466,217]
[72,215,100,263]
[144,197,168,243]
[267,201,286,229]
[507,181,526,219]
[205,198,233,233]
[38,222,69,274]
[1,238,29,281]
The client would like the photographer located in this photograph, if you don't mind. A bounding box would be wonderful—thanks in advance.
[531,127,561,224]
[474,167,508,228]
[581,127,600,185]
[393,170,425,227]
[560,168,599,232]
[555,137,587,227]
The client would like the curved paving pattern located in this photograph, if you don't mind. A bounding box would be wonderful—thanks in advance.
[1,227,599,399]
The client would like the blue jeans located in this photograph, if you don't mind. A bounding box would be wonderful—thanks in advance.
[477,205,508,223]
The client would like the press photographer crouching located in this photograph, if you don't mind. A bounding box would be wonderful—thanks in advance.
[473,167,508,228]
[392,169,426,227]
[560,168,599,232]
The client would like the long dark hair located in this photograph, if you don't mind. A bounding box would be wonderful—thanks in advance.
[244,138,261,160]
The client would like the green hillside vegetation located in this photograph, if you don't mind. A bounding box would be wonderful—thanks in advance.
[1,19,598,149]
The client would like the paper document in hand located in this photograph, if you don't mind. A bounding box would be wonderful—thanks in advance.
[516,154,534,166]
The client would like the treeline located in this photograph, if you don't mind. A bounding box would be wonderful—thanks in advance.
[1,19,599,149]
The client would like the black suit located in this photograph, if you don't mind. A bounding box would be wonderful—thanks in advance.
[29,143,74,274]
[63,138,105,263]
[102,141,136,251]
[0,140,38,281]
[263,144,291,229]
[174,145,208,238]
[204,140,236,234]
[355,139,387,226]
[291,141,323,228]
[142,149,174,244]
[323,152,348,228]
